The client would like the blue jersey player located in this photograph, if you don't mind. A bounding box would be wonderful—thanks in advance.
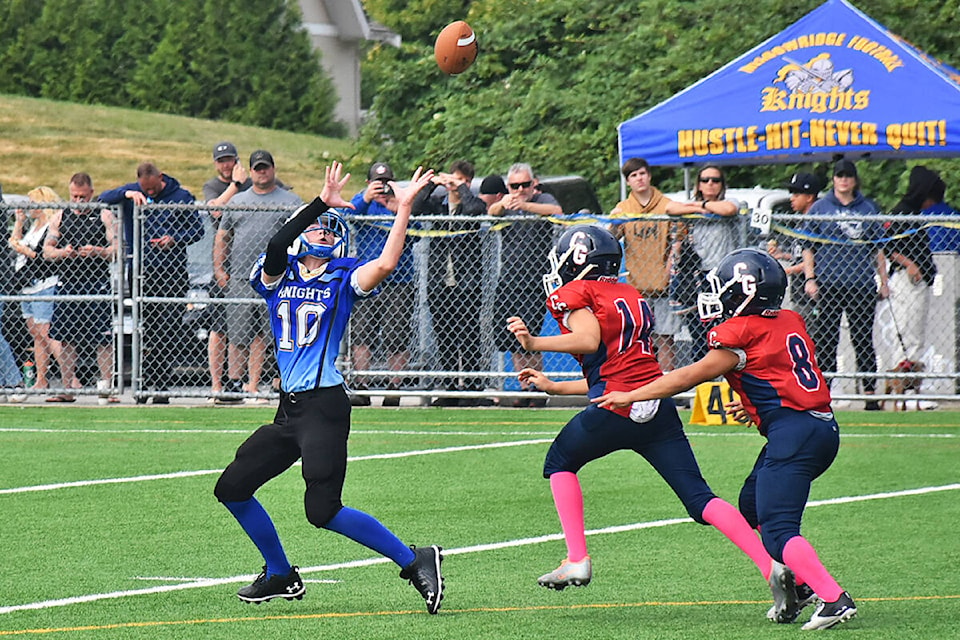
[596,249,857,630]
[214,162,445,615]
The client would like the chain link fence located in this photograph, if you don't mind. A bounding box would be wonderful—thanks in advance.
[2,200,958,408]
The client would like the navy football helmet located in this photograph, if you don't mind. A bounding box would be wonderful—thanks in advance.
[697,248,787,320]
[543,225,622,295]
[290,208,350,260]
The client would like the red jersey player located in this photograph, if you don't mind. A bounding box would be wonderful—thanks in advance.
[595,248,857,630]
[508,226,790,618]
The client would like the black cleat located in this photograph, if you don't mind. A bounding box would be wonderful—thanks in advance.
[237,566,305,603]
[399,545,444,614]
[801,591,857,630]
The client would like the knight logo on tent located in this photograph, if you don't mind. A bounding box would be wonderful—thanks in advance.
[763,53,868,114]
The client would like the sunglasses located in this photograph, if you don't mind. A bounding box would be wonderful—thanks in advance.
[508,180,533,190]
[699,176,723,184]
[834,172,855,178]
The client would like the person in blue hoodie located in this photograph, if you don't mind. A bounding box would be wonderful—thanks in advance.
[99,162,203,402]
[800,159,889,410]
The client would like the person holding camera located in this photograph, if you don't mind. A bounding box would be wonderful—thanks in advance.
[346,162,419,406]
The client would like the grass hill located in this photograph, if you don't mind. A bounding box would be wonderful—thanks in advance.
[0,93,363,200]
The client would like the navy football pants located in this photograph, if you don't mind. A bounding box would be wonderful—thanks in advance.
[738,408,839,562]
[543,401,716,524]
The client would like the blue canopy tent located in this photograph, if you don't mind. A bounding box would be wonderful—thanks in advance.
[617,0,960,169]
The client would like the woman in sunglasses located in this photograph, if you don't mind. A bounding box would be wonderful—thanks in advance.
[670,165,741,360]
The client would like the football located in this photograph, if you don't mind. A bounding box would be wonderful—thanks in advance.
[434,20,478,75]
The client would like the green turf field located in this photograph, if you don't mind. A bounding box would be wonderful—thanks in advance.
[2,406,958,639]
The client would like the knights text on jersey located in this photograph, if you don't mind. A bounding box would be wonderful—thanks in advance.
[707,309,832,427]
[547,280,663,405]
[250,253,372,393]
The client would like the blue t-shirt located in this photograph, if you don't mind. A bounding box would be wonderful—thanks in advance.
[250,253,374,392]
[346,193,416,283]
[923,201,960,254]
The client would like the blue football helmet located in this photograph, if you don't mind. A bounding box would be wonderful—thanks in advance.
[543,224,622,295]
[697,248,786,320]
[290,208,350,260]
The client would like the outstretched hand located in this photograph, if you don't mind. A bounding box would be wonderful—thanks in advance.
[506,316,534,351]
[517,367,551,392]
[319,161,354,210]
[390,166,435,207]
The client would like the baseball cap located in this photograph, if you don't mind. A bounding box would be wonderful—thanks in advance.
[781,172,823,195]
[833,159,858,177]
[250,150,275,169]
[480,174,508,195]
[367,161,394,182]
[213,141,238,161]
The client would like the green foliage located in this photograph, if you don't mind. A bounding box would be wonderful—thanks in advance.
[357,0,960,208]
[0,0,343,136]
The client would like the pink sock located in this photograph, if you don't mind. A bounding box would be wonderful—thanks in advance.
[782,536,844,602]
[701,498,773,580]
[549,472,588,562]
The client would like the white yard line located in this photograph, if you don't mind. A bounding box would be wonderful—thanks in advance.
[2,482,957,615]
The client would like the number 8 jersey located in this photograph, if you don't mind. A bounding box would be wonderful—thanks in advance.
[707,309,832,433]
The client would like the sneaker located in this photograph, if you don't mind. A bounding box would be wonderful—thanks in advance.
[237,566,305,604]
[349,393,371,406]
[767,562,801,623]
[399,545,444,614]
[382,394,400,407]
[6,387,28,403]
[801,591,856,630]
[863,399,882,411]
[538,556,592,590]
[216,380,244,405]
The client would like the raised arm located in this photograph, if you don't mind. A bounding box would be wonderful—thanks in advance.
[354,167,434,292]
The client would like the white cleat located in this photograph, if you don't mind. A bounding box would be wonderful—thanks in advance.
[538,556,592,590]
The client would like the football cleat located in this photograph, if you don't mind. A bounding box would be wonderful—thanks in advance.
[768,581,820,621]
[237,566,305,603]
[399,545,444,614]
[801,591,857,630]
[538,556,592,590]
[768,561,801,623]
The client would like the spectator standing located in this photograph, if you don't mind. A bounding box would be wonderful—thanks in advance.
[1,186,27,403]
[478,174,507,208]
[346,162,418,407]
[44,173,119,404]
[8,186,61,398]
[200,141,250,401]
[412,160,490,406]
[767,172,824,319]
[923,177,960,253]
[215,150,302,404]
[612,158,702,372]
[99,162,203,403]
[670,165,741,363]
[801,159,888,410]
[880,166,940,372]
[212,162,445,614]
[488,163,562,407]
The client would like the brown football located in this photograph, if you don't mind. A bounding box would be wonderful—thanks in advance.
[434,21,478,75]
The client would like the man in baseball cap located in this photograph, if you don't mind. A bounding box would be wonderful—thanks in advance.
[213,141,238,161]
[250,150,275,170]
[781,172,824,195]
[367,161,394,182]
